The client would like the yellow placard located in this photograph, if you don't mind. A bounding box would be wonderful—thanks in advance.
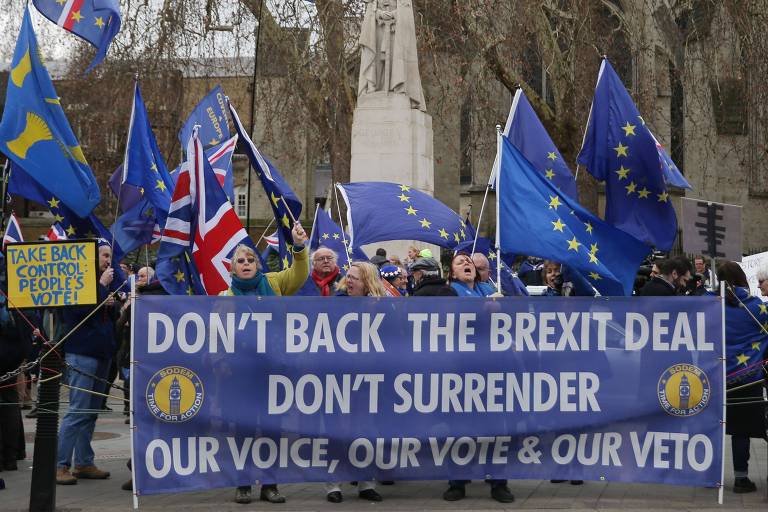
[5,240,98,308]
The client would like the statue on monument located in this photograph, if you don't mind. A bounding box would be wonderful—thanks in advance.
[358,0,426,111]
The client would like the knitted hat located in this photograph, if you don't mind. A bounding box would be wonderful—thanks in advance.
[380,265,402,281]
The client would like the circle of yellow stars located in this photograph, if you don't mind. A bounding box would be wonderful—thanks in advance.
[611,117,669,203]
[395,184,466,244]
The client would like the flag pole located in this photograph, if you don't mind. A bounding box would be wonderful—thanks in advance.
[308,203,320,244]
[333,184,351,255]
[253,217,275,248]
[280,197,298,224]
[470,182,491,255]
[0,159,9,233]
[574,57,605,183]
[495,124,502,293]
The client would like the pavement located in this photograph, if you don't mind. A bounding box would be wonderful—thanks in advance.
[1,395,767,512]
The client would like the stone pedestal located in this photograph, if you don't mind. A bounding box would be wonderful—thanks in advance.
[350,92,436,263]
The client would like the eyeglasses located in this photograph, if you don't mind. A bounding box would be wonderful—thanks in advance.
[236,257,256,264]
[314,256,335,262]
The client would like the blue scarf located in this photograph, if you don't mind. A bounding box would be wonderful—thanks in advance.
[230,273,275,296]
[450,281,485,297]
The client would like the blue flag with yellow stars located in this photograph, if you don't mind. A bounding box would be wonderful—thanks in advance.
[577,58,678,251]
[111,197,157,254]
[497,136,648,296]
[337,182,474,249]
[504,88,578,199]
[0,8,100,218]
[156,253,205,296]
[8,161,127,288]
[310,207,368,272]
[228,101,302,269]
[32,0,121,73]
[713,287,768,386]
[179,86,230,151]
[122,82,174,228]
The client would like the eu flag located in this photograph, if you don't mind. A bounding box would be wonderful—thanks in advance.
[310,207,368,272]
[122,82,174,228]
[32,0,121,72]
[337,182,474,249]
[228,101,302,269]
[504,89,578,199]
[577,59,677,251]
[0,8,100,218]
[156,253,205,296]
[179,86,230,151]
[497,136,648,296]
[714,287,768,386]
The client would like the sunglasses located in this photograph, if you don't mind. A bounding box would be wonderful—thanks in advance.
[236,257,256,264]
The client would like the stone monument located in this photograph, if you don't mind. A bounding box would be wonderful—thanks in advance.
[350,0,435,259]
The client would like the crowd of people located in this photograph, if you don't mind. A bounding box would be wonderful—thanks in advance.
[0,230,766,502]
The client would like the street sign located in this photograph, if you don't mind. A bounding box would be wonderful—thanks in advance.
[681,198,742,261]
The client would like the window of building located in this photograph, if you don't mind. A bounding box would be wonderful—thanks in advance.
[711,79,747,136]
[235,189,247,218]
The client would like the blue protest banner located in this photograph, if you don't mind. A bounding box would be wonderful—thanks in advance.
[132,296,723,495]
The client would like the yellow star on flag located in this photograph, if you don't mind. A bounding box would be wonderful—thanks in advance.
[488,252,496,260]
[322,233,330,239]
[657,191,669,202]
[48,197,60,208]
[545,169,555,179]
[66,225,77,236]
[548,195,562,210]
[71,10,83,23]
[53,214,64,223]
[759,304,768,315]
[621,122,636,136]
[419,218,431,228]
[584,221,593,234]
[332,233,340,239]
[637,187,651,199]
[155,179,167,192]
[404,206,418,215]
[589,272,602,280]
[453,232,460,243]
[625,181,637,195]
[567,237,581,252]
[398,193,410,202]
[174,270,185,282]
[281,214,290,228]
[438,228,449,239]
[614,142,629,157]
[270,192,281,208]
[752,341,762,350]
[399,184,411,192]
[150,162,158,173]
[94,17,105,29]
[460,229,466,240]
[547,152,557,160]
[342,264,349,271]
[590,243,599,254]
[615,166,630,180]
[551,218,565,232]
[588,252,599,264]
[187,286,194,296]
[736,353,750,366]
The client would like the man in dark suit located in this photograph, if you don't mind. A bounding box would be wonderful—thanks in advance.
[638,256,692,296]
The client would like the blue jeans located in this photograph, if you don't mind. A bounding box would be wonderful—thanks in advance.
[57,353,110,469]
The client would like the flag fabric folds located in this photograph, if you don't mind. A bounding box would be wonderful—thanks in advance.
[3,213,23,248]
[497,136,648,296]
[179,86,230,151]
[577,59,678,251]
[156,129,250,295]
[504,89,578,199]
[717,287,768,386]
[649,130,692,189]
[337,182,474,249]
[0,8,100,218]
[45,223,68,241]
[108,165,143,213]
[207,135,238,201]
[228,101,302,269]
[310,207,368,272]
[32,1,121,73]
[122,82,174,227]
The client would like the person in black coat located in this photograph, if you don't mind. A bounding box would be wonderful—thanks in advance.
[410,257,456,296]
[638,257,691,296]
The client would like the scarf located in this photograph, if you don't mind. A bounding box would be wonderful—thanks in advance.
[312,267,340,297]
[450,280,485,297]
[230,273,275,296]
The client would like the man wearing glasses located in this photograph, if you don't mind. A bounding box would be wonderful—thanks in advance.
[297,248,343,296]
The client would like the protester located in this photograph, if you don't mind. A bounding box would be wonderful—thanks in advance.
[370,247,388,268]
[380,265,407,296]
[221,222,309,504]
[410,257,455,296]
[442,254,514,503]
[325,261,384,502]
[714,262,768,493]
[638,257,692,296]
[56,243,119,485]
[404,245,420,266]
[756,267,768,297]
[519,256,544,286]
[297,247,342,296]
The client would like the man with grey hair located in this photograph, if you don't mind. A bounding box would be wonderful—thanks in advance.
[296,247,343,296]
[756,267,768,297]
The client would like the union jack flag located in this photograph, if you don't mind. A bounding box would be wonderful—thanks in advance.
[157,129,251,295]
[45,223,67,241]
[3,213,23,249]
[207,134,238,200]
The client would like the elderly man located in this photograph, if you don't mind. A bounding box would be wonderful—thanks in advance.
[756,267,768,297]
[471,253,528,296]
[296,247,343,296]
